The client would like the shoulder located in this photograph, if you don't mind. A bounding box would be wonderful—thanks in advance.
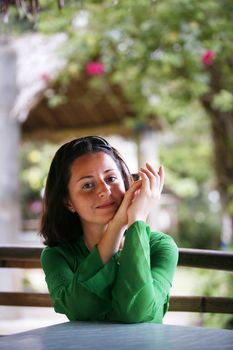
[150,229,179,260]
[150,229,177,246]
[41,244,69,260]
[40,243,77,271]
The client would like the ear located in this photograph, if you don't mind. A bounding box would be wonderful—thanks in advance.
[64,199,75,213]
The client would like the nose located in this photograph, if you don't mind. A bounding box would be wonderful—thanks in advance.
[98,181,111,198]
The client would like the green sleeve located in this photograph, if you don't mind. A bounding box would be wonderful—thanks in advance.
[41,245,119,321]
[109,221,178,323]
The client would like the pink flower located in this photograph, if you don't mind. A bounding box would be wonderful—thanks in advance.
[29,200,42,214]
[202,50,215,66]
[86,62,105,76]
[40,73,49,83]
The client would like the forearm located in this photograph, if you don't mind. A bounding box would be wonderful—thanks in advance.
[41,245,118,321]
[97,220,126,264]
[97,180,142,264]
[52,282,108,321]
[110,222,177,323]
[110,221,158,323]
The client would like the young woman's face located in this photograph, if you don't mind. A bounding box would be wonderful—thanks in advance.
[67,152,125,230]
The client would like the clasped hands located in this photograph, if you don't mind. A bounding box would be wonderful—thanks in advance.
[114,163,164,228]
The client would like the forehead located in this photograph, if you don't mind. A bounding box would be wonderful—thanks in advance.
[70,152,119,176]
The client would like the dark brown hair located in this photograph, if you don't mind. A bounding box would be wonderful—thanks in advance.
[40,136,133,247]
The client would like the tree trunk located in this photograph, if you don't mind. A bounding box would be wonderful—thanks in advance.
[201,65,233,245]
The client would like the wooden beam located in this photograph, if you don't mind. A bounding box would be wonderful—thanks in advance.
[1,246,233,313]
[0,292,52,307]
[178,248,233,271]
[22,124,136,143]
[0,292,232,314]
[1,246,233,271]
[169,296,233,314]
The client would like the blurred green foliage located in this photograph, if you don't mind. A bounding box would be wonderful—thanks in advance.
[20,142,57,220]
[28,0,233,225]
[195,268,233,329]
[177,198,221,249]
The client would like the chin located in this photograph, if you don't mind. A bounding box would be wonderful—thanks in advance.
[101,213,116,225]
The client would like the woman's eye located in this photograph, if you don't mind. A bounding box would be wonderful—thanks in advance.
[107,176,117,183]
[82,183,94,190]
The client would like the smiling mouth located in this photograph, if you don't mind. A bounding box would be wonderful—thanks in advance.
[96,201,115,209]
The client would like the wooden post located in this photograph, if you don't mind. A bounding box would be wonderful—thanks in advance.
[0,41,20,244]
[0,40,21,319]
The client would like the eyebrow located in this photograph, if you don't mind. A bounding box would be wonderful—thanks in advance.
[76,169,117,182]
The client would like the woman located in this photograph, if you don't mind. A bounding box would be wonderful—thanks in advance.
[40,135,178,323]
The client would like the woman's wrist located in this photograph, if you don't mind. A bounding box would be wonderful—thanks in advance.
[127,217,146,228]
[97,220,127,264]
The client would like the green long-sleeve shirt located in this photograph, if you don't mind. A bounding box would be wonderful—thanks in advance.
[41,221,178,323]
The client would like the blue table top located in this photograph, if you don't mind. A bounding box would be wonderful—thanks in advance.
[0,321,232,350]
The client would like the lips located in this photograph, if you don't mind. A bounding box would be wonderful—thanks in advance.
[96,201,115,209]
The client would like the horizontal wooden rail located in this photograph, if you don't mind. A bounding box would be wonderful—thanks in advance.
[169,296,233,314]
[0,246,42,268]
[0,292,232,314]
[0,245,233,314]
[0,292,52,308]
[178,248,233,271]
[0,246,233,270]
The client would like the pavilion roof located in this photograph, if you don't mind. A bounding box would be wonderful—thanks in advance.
[11,33,160,141]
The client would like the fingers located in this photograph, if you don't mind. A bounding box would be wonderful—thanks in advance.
[112,180,142,226]
[158,164,164,193]
[139,163,164,195]
[127,179,142,194]
[138,169,151,194]
[121,180,142,208]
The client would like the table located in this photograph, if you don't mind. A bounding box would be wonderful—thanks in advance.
[0,321,232,350]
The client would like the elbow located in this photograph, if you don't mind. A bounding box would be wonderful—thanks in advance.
[51,288,80,321]
[53,297,76,321]
[120,313,154,324]
[115,302,161,324]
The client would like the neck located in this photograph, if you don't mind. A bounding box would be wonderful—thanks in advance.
[82,223,107,251]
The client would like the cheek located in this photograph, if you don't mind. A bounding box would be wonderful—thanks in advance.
[70,194,91,217]
[71,191,88,203]
[68,190,86,209]
[114,182,126,198]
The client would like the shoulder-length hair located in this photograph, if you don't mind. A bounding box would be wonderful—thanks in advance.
[40,136,133,247]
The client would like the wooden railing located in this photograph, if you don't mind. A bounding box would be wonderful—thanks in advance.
[0,246,233,314]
